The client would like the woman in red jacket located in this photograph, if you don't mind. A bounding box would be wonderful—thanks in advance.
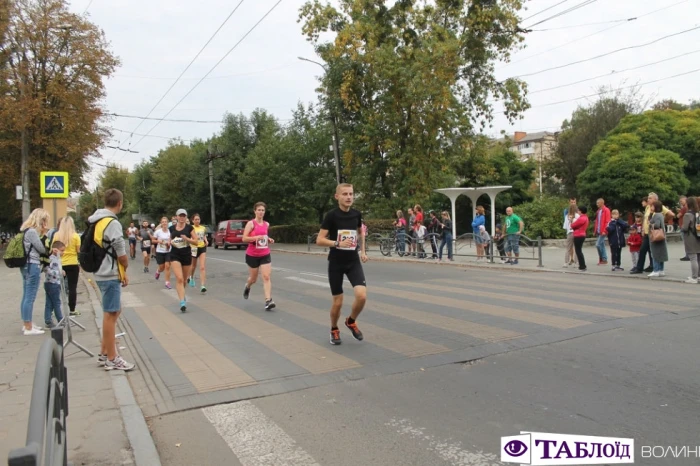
[570,206,590,272]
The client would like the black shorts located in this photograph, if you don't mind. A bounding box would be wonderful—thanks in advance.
[155,252,171,265]
[328,259,366,296]
[245,254,271,269]
[128,238,136,245]
[194,246,207,258]
[141,246,151,253]
[169,249,192,266]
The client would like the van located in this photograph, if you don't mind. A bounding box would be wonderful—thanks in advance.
[214,220,247,249]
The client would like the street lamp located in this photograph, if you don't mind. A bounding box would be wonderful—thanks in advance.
[298,56,342,185]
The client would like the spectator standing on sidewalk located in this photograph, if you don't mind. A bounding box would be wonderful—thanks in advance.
[627,213,643,270]
[504,207,524,265]
[493,225,507,263]
[19,208,49,335]
[648,200,669,278]
[90,189,134,371]
[407,208,416,257]
[394,210,407,255]
[438,211,453,261]
[563,197,578,267]
[427,211,440,259]
[594,198,611,265]
[43,241,65,329]
[570,206,589,272]
[677,196,689,261]
[53,216,81,317]
[631,193,673,274]
[472,206,486,262]
[606,209,628,271]
[680,196,700,283]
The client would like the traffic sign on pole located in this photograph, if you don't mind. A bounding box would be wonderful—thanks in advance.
[40,172,69,199]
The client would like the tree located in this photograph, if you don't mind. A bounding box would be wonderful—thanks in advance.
[238,104,337,224]
[0,0,119,217]
[604,109,700,194]
[299,0,530,204]
[652,98,700,111]
[544,86,648,197]
[577,133,689,214]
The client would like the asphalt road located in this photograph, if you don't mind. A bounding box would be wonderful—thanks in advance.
[118,247,700,466]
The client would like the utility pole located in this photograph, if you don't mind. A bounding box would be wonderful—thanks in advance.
[298,56,341,184]
[205,147,225,227]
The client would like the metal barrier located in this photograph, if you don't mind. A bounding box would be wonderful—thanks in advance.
[8,328,69,466]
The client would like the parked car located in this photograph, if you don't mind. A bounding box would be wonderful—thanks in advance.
[214,219,247,249]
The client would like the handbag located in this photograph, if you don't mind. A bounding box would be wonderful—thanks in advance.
[650,226,665,243]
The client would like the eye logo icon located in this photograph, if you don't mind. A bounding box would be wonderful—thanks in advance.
[504,440,528,458]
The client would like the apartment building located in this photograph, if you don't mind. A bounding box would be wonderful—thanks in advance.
[509,131,558,161]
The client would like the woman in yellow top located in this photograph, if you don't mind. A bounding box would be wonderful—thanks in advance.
[53,216,81,316]
[188,213,209,293]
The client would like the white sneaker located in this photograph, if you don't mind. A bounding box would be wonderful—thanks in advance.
[659,272,666,277]
[104,356,135,371]
[684,278,698,284]
[563,264,569,268]
[647,272,659,277]
[23,327,45,336]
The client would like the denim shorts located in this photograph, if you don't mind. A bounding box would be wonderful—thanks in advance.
[506,234,520,254]
[96,279,122,313]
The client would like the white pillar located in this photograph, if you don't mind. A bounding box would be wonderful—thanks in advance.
[488,192,497,238]
[446,193,459,241]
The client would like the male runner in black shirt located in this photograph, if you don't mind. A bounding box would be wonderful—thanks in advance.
[316,183,369,345]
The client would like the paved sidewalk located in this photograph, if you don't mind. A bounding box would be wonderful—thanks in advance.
[0,264,134,465]
[271,239,697,283]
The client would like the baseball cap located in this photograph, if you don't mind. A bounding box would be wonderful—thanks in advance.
[176,208,187,216]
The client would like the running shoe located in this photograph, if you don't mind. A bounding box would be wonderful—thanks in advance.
[155,270,160,280]
[180,300,187,312]
[243,286,250,300]
[165,281,172,289]
[265,299,276,311]
[330,328,342,345]
[189,277,195,288]
[345,318,364,341]
[201,286,207,293]
[104,356,135,371]
[97,353,107,366]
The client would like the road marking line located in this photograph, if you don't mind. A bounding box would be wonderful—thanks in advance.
[294,286,523,342]
[203,401,321,466]
[439,278,680,313]
[270,295,450,358]
[399,281,645,319]
[386,418,499,466]
[371,286,588,329]
[131,305,256,392]
[200,298,361,374]
[286,276,328,287]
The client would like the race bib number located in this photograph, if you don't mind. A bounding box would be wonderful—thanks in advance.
[191,246,198,257]
[171,237,186,248]
[256,235,269,249]
[142,240,151,248]
[337,230,358,250]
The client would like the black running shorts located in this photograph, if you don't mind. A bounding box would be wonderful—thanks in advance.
[169,249,192,266]
[328,259,366,296]
[195,246,207,258]
[155,252,170,265]
[245,254,271,269]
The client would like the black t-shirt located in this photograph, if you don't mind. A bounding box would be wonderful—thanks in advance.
[321,208,362,262]
[169,224,194,254]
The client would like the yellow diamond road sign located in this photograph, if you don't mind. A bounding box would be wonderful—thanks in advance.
[40,172,69,199]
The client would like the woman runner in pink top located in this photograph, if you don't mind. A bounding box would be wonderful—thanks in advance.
[242,202,276,310]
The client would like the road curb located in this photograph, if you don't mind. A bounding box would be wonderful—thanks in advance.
[81,274,162,466]
[271,248,692,284]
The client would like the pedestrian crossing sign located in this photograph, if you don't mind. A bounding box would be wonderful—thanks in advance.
[40,171,69,198]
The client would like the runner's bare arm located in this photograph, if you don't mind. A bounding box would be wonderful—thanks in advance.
[316,229,334,248]
[242,221,256,243]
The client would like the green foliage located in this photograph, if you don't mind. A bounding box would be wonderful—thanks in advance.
[299,0,529,205]
[577,133,689,214]
[544,89,646,197]
[604,109,700,194]
[269,224,321,244]
[514,196,570,240]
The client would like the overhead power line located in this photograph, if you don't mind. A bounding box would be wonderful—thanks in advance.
[130,0,284,150]
[512,26,700,79]
[121,0,247,140]
[83,0,94,14]
[113,63,292,81]
[521,0,572,22]
[524,0,598,29]
[108,113,223,123]
[531,17,638,31]
[501,0,690,69]
[529,48,700,94]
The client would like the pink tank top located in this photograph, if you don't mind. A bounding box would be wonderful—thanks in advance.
[246,220,270,257]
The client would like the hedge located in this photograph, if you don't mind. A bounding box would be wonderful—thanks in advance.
[269,219,396,244]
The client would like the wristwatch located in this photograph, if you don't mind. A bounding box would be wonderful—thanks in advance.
[334,240,339,248]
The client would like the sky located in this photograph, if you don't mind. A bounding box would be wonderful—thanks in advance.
[69,0,700,188]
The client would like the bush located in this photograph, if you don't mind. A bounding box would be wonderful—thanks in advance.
[269,219,396,243]
[516,196,569,240]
